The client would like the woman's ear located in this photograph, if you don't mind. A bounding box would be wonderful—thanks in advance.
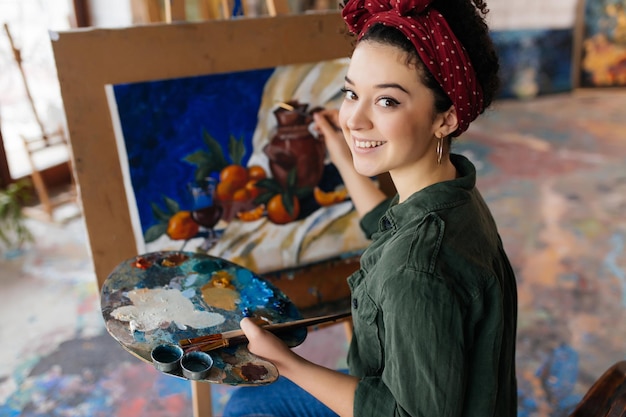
[437,106,459,137]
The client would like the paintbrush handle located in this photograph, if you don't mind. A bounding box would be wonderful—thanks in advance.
[222,311,351,340]
[181,311,351,351]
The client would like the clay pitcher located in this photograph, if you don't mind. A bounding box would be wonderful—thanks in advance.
[263,101,326,189]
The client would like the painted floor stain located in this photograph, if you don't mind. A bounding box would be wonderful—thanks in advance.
[1,90,626,416]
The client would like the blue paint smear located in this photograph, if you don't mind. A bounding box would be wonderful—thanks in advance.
[185,273,199,286]
[181,288,196,298]
[517,393,538,417]
[112,68,275,234]
[236,268,276,310]
[1,374,114,417]
[155,373,192,398]
[537,344,582,413]
[605,233,626,307]
[0,370,192,417]
[0,407,20,417]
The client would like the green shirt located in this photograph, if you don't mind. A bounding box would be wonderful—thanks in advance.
[348,154,518,417]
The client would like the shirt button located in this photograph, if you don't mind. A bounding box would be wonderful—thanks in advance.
[352,298,358,309]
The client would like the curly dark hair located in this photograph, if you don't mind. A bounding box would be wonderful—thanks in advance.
[356,0,500,116]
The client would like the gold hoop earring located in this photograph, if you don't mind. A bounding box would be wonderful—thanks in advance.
[436,134,444,165]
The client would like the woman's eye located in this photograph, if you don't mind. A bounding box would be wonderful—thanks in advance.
[341,87,357,101]
[377,97,399,108]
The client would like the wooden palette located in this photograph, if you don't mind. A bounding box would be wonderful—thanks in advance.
[101,251,306,385]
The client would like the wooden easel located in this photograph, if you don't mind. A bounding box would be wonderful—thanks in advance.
[51,8,356,417]
[3,23,76,222]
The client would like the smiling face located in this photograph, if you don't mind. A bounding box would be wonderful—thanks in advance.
[338,41,457,198]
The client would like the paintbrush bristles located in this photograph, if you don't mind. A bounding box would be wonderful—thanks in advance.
[179,333,223,347]
[276,102,295,111]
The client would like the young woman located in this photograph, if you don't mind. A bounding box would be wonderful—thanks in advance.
[224,0,518,415]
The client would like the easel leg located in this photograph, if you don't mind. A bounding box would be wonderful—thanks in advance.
[343,320,353,342]
[192,381,213,417]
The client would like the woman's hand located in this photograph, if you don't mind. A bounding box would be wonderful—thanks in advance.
[241,317,359,417]
[313,110,353,170]
[240,318,301,373]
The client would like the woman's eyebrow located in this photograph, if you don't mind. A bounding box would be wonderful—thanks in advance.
[344,76,409,94]
[375,83,409,94]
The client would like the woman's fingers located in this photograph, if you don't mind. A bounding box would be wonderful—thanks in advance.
[313,110,340,136]
[239,318,293,365]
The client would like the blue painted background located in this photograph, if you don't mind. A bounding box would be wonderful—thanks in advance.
[112,68,275,234]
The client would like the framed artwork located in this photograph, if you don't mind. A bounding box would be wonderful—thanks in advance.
[492,28,574,99]
[107,58,370,273]
[578,0,626,87]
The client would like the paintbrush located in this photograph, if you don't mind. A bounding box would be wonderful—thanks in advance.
[275,101,341,132]
[178,311,351,353]
[275,101,299,112]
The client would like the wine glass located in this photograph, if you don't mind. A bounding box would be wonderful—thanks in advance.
[188,178,223,251]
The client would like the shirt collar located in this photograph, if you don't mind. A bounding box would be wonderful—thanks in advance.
[379,153,477,232]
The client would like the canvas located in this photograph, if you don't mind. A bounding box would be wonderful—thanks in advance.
[107,58,370,274]
[579,0,626,87]
[492,28,574,99]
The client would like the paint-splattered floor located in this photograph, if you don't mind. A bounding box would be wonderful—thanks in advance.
[1,89,625,416]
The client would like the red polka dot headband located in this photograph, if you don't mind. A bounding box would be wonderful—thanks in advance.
[342,0,484,136]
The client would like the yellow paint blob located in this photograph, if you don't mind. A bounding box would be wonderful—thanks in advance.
[201,285,240,311]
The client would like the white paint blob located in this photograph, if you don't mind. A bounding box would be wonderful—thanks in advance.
[111,287,225,331]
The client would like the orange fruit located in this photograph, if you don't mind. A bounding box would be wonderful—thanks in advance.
[220,165,249,189]
[248,165,267,181]
[237,204,265,222]
[245,180,261,199]
[166,211,200,240]
[314,187,349,206]
[267,194,300,225]
[232,188,251,202]
[216,181,236,201]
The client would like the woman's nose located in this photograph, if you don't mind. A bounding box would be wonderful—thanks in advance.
[342,103,372,131]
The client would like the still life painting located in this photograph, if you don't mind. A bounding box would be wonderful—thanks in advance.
[579,0,626,87]
[107,58,370,274]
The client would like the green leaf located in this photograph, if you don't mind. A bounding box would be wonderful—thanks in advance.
[0,196,9,218]
[255,191,275,205]
[282,193,295,216]
[286,168,298,192]
[229,135,246,165]
[202,130,229,171]
[162,196,180,215]
[295,186,312,199]
[194,165,213,183]
[0,179,33,248]
[183,150,212,166]
[144,222,168,243]
[151,202,171,222]
[14,223,32,246]
[255,178,284,194]
[0,227,9,247]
